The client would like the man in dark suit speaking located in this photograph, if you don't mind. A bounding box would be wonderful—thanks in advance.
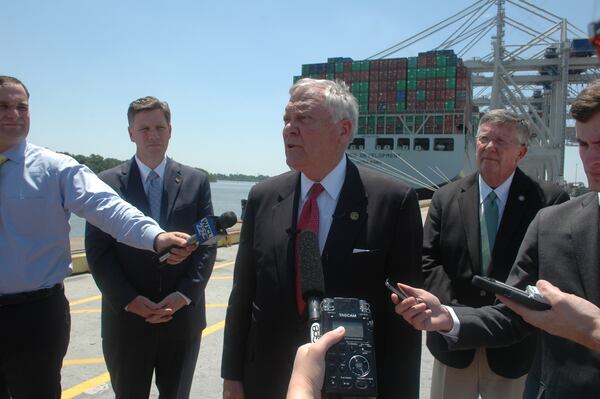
[393,80,600,398]
[221,78,424,399]
[85,96,216,398]
[422,110,568,399]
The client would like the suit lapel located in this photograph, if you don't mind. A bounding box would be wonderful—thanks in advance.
[162,158,183,225]
[323,161,367,267]
[121,158,151,217]
[572,193,600,304]
[272,173,300,304]
[458,174,481,275]
[490,169,531,274]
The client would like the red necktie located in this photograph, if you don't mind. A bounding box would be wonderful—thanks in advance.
[295,183,325,315]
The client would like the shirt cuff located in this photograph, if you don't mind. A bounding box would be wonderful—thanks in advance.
[176,291,191,305]
[437,305,460,343]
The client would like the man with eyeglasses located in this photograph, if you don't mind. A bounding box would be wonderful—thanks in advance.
[421,109,568,399]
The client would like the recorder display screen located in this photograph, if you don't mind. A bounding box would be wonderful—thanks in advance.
[333,320,363,338]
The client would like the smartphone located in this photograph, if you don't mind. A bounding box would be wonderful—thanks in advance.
[385,278,410,300]
[472,275,551,311]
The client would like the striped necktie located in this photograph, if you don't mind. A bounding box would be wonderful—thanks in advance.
[480,191,499,275]
[147,170,162,222]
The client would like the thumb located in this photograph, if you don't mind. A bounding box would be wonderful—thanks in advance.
[315,326,345,353]
[536,279,560,301]
[398,283,421,297]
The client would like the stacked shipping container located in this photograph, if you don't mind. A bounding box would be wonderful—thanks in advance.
[294,50,472,136]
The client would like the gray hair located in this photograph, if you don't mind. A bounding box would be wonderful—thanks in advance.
[477,109,530,145]
[289,78,358,138]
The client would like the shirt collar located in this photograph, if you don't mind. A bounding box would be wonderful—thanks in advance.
[300,156,346,202]
[1,139,27,164]
[479,171,515,206]
[135,156,167,183]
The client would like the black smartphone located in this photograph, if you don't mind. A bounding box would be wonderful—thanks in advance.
[385,278,410,300]
[472,276,551,311]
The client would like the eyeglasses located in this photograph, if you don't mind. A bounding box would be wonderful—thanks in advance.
[476,136,521,147]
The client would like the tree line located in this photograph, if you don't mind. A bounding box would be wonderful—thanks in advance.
[60,152,269,182]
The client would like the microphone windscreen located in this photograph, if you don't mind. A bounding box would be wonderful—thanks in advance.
[218,211,238,229]
[299,230,325,299]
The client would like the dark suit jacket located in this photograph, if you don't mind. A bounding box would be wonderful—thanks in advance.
[221,159,424,399]
[423,168,569,378]
[85,158,216,340]
[452,192,600,398]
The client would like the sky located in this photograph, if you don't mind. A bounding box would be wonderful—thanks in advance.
[2,0,597,183]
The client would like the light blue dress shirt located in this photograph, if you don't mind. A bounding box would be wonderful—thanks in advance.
[0,141,164,295]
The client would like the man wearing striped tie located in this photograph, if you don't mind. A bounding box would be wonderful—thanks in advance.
[85,96,216,398]
[421,109,568,399]
[0,77,195,399]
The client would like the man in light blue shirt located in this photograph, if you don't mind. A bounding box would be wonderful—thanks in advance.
[0,75,195,398]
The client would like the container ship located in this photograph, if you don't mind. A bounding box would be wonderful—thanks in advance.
[295,50,478,198]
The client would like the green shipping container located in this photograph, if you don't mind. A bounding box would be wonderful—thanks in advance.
[407,80,417,90]
[326,73,334,80]
[335,62,344,73]
[396,80,406,90]
[444,100,455,110]
[436,56,447,67]
[416,90,427,101]
[302,65,310,75]
[417,68,427,79]
[407,69,417,80]
[396,102,406,112]
[359,104,368,113]
[446,66,457,77]
[426,68,436,79]
[408,57,418,68]
[436,67,445,78]
[446,78,456,89]
[352,61,362,72]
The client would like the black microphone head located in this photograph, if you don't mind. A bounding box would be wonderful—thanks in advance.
[299,230,325,300]
[217,211,238,229]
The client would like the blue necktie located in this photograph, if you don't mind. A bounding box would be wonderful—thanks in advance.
[480,191,498,275]
[147,170,162,222]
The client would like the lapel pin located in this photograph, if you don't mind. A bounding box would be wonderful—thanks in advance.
[175,176,182,184]
[518,195,525,202]
[350,211,359,221]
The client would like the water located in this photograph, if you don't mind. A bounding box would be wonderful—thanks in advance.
[69,180,256,240]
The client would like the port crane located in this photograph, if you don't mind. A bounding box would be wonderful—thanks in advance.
[369,0,599,183]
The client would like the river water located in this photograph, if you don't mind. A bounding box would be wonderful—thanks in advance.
[69,180,256,240]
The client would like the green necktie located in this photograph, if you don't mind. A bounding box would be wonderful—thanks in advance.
[480,191,498,275]
[0,155,7,167]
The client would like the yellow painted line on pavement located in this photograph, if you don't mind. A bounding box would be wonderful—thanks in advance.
[210,276,233,280]
[69,295,101,307]
[206,303,227,308]
[213,260,235,270]
[62,320,226,398]
[63,357,105,366]
[71,309,101,314]
[62,372,111,399]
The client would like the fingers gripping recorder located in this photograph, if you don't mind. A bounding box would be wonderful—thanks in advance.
[157,211,237,263]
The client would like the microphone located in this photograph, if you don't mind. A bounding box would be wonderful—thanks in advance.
[157,211,238,263]
[299,230,325,343]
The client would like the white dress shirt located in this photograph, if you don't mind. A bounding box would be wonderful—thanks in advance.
[297,156,346,254]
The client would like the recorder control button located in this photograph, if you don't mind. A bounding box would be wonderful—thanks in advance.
[349,355,370,377]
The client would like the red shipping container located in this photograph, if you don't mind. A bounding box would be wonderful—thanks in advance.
[406,101,416,111]
[417,57,427,67]
[427,79,436,90]
[417,80,427,90]
[360,71,369,80]
[457,78,468,89]
[445,89,456,100]
[344,62,353,72]
[369,103,378,113]
[398,58,408,69]
[457,66,468,77]
[407,91,417,102]
[435,101,445,110]
[436,78,445,89]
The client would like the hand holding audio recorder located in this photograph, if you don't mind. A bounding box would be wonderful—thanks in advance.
[472,275,551,311]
